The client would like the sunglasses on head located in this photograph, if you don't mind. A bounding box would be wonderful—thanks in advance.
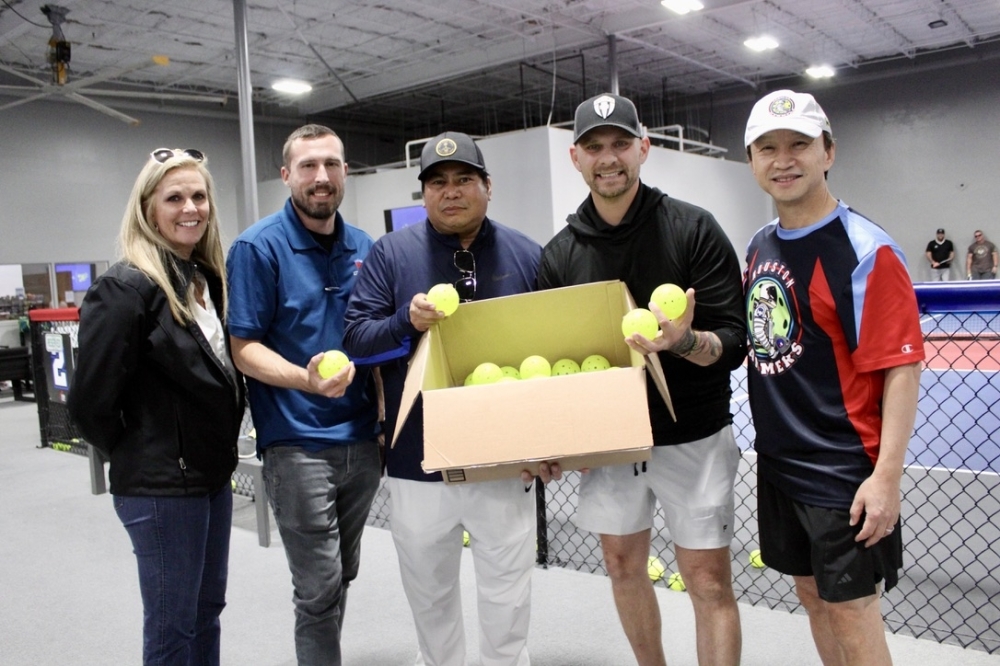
[453,250,476,302]
[151,148,205,164]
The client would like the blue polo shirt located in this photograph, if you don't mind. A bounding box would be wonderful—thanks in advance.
[226,198,378,450]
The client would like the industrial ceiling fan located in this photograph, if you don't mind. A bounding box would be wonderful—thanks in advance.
[0,4,227,125]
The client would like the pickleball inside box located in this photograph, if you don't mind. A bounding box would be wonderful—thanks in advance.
[393,280,674,484]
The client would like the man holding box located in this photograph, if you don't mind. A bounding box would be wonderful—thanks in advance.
[343,132,545,666]
[538,93,746,665]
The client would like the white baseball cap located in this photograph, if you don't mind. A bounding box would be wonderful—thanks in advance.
[744,90,831,147]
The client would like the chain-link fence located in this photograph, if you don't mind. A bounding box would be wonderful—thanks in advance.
[30,283,1000,654]
[364,291,1000,655]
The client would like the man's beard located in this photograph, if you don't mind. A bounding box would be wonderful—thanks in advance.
[292,187,342,221]
[589,166,638,201]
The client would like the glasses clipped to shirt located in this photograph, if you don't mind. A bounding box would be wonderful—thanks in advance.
[453,250,476,302]
[151,148,205,163]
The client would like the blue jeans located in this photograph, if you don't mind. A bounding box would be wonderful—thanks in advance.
[263,441,381,666]
[114,486,232,666]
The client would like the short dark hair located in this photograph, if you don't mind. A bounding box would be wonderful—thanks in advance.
[282,124,341,168]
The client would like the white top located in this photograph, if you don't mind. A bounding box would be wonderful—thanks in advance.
[192,283,229,367]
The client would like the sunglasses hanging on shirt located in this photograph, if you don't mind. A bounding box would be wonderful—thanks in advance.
[453,250,476,302]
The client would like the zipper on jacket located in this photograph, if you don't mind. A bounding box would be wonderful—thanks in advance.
[179,457,187,470]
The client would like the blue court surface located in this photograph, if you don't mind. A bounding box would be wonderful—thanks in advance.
[729,361,1000,474]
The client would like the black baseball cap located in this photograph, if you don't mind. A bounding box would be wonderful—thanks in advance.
[936,228,945,233]
[573,93,643,143]
[418,132,487,180]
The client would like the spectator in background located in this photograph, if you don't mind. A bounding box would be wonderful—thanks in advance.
[966,230,998,280]
[924,228,954,281]
[226,125,381,666]
[69,147,244,666]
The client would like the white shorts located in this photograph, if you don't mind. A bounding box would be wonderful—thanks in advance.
[574,426,739,549]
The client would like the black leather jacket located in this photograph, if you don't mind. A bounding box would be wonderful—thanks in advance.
[68,259,244,496]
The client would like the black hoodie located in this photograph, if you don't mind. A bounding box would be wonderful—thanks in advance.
[538,182,746,445]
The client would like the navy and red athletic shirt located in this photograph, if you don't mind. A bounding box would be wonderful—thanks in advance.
[744,201,925,510]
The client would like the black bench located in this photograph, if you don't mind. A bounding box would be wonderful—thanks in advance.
[0,347,33,401]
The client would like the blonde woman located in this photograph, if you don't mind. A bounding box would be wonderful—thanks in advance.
[69,148,244,666]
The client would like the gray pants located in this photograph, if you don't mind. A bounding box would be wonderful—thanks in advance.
[929,266,951,281]
[263,441,381,666]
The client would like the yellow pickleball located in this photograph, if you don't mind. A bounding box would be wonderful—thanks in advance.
[621,308,659,340]
[581,354,611,372]
[427,283,460,316]
[519,355,551,380]
[651,283,688,321]
[500,366,521,380]
[471,362,503,385]
[648,556,666,581]
[317,350,350,379]
[551,358,581,376]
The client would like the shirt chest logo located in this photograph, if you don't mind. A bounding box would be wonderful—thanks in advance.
[746,265,803,376]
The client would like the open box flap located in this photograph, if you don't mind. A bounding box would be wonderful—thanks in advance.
[391,331,430,447]
[621,284,675,421]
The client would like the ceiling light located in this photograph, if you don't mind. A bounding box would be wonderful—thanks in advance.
[660,0,704,16]
[272,79,312,95]
[744,36,779,52]
[928,19,948,29]
[805,65,835,79]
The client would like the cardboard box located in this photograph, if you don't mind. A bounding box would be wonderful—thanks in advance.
[394,281,674,484]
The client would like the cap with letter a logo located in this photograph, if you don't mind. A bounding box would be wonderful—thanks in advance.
[573,93,644,142]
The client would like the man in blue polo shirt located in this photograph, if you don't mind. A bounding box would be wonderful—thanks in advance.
[226,124,381,666]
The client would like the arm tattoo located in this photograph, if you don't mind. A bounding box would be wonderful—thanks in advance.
[669,330,723,362]
[668,329,698,357]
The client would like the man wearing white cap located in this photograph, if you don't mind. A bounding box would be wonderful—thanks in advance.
[744,90,924,665]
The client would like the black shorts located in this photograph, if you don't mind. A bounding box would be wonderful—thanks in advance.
[757,476,903,603]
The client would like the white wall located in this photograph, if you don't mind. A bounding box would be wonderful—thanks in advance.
[477,128,561,244]
[256,178,291,226]
[346,166,423,240]
[334,126,770,262]
[704,57,1000,280]
[0,102,248,266]
[643,141,772,262]
[0,265,24,296]
[337,127,567,246]
[544,126,770,260]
